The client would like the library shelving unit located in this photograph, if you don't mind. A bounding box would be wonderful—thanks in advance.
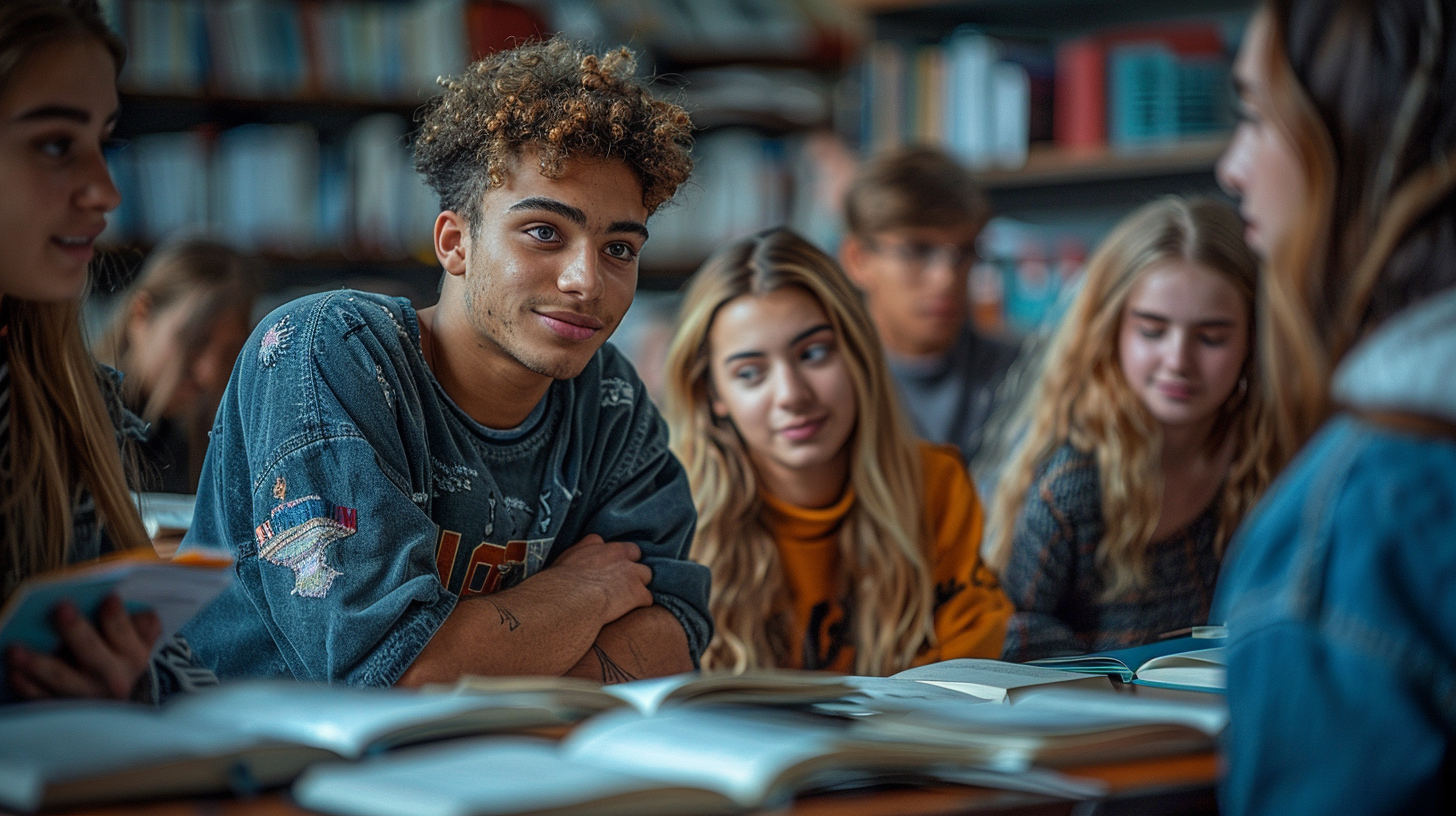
[842,0,1257,224]
[98,0,865,302]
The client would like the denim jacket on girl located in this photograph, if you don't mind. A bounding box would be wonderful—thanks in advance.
[179,291,711,686]
[1212,286,1456,814]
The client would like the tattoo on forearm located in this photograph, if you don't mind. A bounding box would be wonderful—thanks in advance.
[487,599,522,631]
[592,644,637,684]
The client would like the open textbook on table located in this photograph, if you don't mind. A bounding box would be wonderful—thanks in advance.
[1028,635,1228,692]
[0,671,852,811]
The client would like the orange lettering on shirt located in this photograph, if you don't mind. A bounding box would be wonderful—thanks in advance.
[462,540,529,596]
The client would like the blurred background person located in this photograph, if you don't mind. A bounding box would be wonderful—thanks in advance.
[839,146,1021,477]
[1212,0,1456,810]
[986,196,1274,662]
[94,237,258,494]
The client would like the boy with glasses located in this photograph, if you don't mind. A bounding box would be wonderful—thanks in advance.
[839,147,1021,473]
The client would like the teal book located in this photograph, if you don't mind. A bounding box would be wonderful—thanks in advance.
[1027,636,1227,693]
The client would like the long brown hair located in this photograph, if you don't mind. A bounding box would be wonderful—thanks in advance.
[1,0,149,594]
[93,238,258,423]
[1257,0,1456,456]
[664,228,933,675]
[986,197,1275,598]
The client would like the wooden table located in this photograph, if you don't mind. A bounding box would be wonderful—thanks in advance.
[50,752,1218,816]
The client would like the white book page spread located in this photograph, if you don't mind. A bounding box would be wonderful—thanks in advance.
[0,704,264,812]
[166,682,537,757]
[1135,648,1227,688]
[292,738,713,816]
[565,708,844,807]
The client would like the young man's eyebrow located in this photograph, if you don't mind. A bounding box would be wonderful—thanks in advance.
[507,196,586,226]
[12,104,115,125]
[607,220,649,240]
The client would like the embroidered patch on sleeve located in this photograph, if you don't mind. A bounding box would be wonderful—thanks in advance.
[600,377,634,407]
[259,316,295,368]
[254,495,357,598]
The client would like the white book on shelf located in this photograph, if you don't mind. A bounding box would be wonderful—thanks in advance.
[943,27,1000,170]
[405,0,467,96]
[990,60,1030,169]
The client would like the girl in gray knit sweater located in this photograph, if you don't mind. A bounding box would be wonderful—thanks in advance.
[985,197,1278,661]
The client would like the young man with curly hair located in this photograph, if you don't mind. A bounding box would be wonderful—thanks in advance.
[180,38,709,687]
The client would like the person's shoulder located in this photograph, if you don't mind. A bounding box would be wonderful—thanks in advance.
[963,325,1023,368]
[1028,441,1100,514]
[250,291,416,367]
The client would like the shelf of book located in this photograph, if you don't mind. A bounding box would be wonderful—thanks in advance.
[976,135,1229,190]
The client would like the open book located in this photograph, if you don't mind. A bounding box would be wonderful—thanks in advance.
[887,658,1114,702]
[436,669,858,716]
[855,687,1229,771]
[1028,636,1227,692]
[0,680,615,812]
[292,705,1106,816]
[0,550,232,698]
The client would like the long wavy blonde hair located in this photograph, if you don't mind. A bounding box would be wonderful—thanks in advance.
[1,1,151,595]
[986,197,1275,599]
[664,228,932,676]
[1254,0,1456,457]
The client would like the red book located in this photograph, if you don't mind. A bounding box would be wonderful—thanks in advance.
[465,1,551,62]
[1055,36,1106,152]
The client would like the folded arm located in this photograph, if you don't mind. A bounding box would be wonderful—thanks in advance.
[397,536,675,686]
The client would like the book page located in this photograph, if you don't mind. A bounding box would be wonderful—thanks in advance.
[166,681,575,757]
[891,658,1110,701]
[1134,647,1227,690]
[0,703,267,812]
[565,707,852,807]
[293,737,738,816]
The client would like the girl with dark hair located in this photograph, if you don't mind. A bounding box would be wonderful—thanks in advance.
[0,0,211,701]
[1212,0,1456,811]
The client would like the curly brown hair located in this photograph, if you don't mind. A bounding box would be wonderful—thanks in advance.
[413,36,694,226]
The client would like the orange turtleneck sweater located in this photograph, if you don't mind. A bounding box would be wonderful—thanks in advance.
[760,442,1012,674]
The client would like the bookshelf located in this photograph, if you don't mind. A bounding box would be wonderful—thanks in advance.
[97,0,862,300]
[846,0,1255,334]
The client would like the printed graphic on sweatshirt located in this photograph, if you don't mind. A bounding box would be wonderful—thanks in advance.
[600,377,634,408]
[802,595,854,670]
[435,529,552,596]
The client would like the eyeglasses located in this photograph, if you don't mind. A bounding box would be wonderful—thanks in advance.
[866,238,979,272]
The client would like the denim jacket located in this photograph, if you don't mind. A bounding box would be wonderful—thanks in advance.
[1212,287,1456,814]
[180,291,711,686]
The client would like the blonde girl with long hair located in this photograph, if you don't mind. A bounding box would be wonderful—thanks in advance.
[94,238,257,493]
[1211,0,1456,810]
[987,196,1274,662]
[0,0,210,701]
[665,227,1012,676]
